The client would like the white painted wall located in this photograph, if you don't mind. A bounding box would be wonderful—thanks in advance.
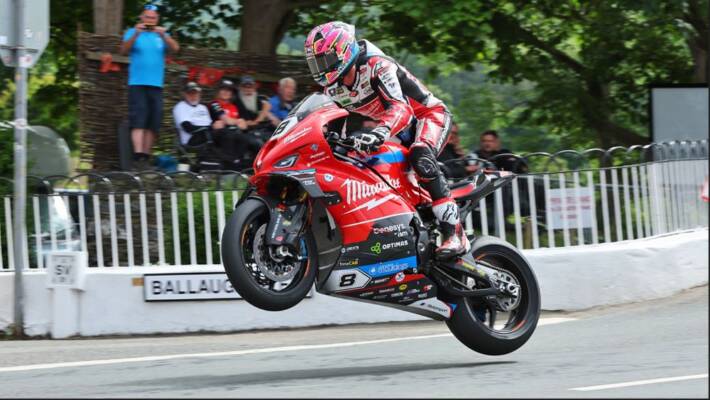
[1,229,707,338]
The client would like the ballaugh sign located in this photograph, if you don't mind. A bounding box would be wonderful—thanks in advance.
[143,273,242,301]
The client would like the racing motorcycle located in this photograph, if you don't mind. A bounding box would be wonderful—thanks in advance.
[221,93,541,355]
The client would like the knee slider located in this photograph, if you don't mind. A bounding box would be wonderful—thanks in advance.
[409,143,440,180]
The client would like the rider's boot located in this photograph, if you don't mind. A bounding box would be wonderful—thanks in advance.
[432,198,471,259]
[409,142,470,258]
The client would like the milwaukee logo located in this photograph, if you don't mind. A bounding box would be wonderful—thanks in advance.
[341,178,401,204]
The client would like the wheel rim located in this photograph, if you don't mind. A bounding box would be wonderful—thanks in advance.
[466,252,531,335]
[239,208,309,293]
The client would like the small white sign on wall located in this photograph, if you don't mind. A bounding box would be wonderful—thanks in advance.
[548,188,594,229]
[46,251,87,290]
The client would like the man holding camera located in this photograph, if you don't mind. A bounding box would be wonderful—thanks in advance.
[120,3,180,170]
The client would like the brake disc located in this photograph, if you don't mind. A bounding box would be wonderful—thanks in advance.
[252,224,301,282]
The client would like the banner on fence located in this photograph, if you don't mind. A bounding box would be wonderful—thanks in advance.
[548,188,594,229]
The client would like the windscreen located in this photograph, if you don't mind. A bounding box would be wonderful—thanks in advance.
[288,93,335,120]
[270,93,336,142]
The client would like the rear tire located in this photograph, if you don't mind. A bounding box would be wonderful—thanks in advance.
[446,236,541,355]
[221,198,317,311]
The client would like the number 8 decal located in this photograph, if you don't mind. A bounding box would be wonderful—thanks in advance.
[339,273,356,287]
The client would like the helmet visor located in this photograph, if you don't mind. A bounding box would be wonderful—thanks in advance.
[306,50,340,79]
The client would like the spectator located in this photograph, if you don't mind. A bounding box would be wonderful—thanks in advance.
[172,82,242,168]
[208,80,247,130]
[438,123,477,179]
[268,77,297,124]
[120,3,180,170]
[173,82,218,147]
[208,79,262,164]
[470,130,528,173]
[234,75,275,138]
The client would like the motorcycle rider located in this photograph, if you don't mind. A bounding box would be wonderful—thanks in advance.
[305,21,470,258]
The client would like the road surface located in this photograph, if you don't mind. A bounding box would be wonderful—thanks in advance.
[1,286,707,398]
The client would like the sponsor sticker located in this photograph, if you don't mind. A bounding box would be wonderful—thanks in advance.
[324,173,334,182]
[339,259,359,267]
[359,256,416,278]
[341,245,359,254]
[377,287,395,294]
[399,284,407,291]
[394,272,405,283]
[340,178,401,204]
[371,277,390,285]
[372,223,407,235]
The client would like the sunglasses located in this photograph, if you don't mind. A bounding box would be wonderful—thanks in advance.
[144,4,159,11]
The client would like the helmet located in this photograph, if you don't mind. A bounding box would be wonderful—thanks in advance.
[304,21,360,87]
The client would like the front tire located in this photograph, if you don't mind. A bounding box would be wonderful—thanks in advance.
[221,198,317,311]
[446,236,541,355]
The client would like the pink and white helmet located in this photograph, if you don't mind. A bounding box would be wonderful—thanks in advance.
[304,21,360,87]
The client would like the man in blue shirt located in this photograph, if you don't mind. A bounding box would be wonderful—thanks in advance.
[267,77,297,124]
[120,4,180,169]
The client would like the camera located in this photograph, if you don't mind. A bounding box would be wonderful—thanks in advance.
[144,24,155,31]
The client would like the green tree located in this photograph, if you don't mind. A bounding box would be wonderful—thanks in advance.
[356,0,707,148]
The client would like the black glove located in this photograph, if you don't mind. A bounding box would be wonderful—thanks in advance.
[351,126,388,152]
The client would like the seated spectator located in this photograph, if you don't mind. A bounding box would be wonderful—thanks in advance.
[470,130,528,173]
[173,82,216,147]
[234,75,275,138]
[208,79,262,162]
[268,77,297,124]
[438,122,477,179]
[208,79,247,130]
[172,82,246,168]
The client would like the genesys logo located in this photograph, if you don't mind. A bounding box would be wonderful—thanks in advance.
[372,223,407,235]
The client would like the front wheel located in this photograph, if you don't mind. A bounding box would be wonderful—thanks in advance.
[446,236,541,355]
[221,198,317,311]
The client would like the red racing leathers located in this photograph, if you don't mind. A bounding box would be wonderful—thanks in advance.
[323,40,469,257]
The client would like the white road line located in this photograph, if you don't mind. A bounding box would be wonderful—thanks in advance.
[569,374,709,391]
[0,317,575,373]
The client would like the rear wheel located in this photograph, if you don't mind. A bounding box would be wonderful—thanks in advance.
[445,236,541,355]
[221,198,317,311]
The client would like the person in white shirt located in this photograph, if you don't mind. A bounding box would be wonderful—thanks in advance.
[173,82,264,170]
[173,82,222,147]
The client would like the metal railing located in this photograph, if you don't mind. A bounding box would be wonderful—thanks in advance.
[0,140,707,271]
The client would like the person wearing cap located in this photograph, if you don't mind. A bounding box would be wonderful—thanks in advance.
[267,77,297,124]
[233,75,275,132]
[120,3,180,168]
[173,82,253,169]
[208,79,263,162]
[208,80,247,130]
[172,82,217,148]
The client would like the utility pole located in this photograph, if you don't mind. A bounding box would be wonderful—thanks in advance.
[12,0,28,339]
[1,0,49,338]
